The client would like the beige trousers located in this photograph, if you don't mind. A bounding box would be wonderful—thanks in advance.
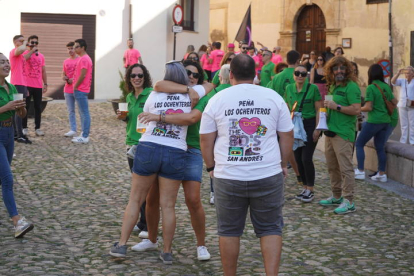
[324,135,355,202]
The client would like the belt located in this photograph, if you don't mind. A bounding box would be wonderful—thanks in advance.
[0,117,13,127]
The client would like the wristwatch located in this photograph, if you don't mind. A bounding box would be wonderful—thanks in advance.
[336,104,342,111]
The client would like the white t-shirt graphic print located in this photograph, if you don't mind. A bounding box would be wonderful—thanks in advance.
[200,84,293,181]
[139,85,205,151]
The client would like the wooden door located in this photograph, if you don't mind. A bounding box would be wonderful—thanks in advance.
[21,13,96,99]
[296,5,326,56]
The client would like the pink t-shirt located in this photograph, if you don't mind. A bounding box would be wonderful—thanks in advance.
[124,48,141,68]
[24,51,45,89]
[73,54,93,93]
[252,54,263,75]
[200,53,212,71]
[9,48,27,86]
[210,49,224,72]
[272,54,283,65]
[63,57,80,93]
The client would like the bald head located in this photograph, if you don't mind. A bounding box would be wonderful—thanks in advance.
[230,54,256,81]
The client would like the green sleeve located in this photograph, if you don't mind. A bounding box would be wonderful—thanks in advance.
[312,85,322,101]
[365,85,374,102]
[347,82,361,104]
[212,70,220,86]
[203,71,208,81]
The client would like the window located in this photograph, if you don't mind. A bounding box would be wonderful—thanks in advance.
[366,0,388,4]
[181,0,194,31]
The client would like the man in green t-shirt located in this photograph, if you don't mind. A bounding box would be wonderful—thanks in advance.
[259,50,275,87]
[266,50,300,97]
[319,56,361,215]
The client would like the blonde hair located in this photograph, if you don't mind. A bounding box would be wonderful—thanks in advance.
[219,64,231,84]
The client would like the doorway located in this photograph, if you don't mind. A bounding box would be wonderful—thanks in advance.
[296,4,326,56]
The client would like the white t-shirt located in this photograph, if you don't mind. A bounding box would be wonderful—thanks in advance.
[394,78,414,107]
[200,83,293,181]
[139,85,205,151]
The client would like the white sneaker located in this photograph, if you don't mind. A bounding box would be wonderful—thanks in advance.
[72,136,89,144]
[22,128,28,135]
[371,173,387,182]
[131,239,158,252]
[64,130,77,137]
[35,129,44,136]
[139,230,149,239]
[14,217,34,238]
[354,169,365,180]
[210,192,215,205]
[197,246,211,261]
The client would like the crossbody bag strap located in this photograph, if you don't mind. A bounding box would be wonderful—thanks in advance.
[373,83,388,102]
[298,83,311,113]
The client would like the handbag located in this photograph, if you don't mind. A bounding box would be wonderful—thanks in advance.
[373,83,396,115]
[405,80,414,108]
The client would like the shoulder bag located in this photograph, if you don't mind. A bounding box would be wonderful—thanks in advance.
[373,83,396,115]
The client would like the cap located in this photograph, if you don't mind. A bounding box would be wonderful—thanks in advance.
[228,43,235,48]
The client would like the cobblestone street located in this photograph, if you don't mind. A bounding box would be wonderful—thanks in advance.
[1,102,413,276]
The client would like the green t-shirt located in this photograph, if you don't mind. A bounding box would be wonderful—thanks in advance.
[125,87,152,145]
[0,82,17,121]
[260,62,276,87]
[212,70,220,86]
[215,83,231,93]
[266,67,295,97]
[285,82,321,119]
[390,107,399,127]
[365,80,394,124]
[327,81,361,142]
[186,90,217,149]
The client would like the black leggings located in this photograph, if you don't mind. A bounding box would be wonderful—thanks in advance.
[23,87,42,129]
[294,117,318,187]
[128,157,147,231]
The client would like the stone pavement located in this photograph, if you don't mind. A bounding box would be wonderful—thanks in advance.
[1,102,413,276]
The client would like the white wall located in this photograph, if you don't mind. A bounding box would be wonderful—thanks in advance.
[0,0,210,99]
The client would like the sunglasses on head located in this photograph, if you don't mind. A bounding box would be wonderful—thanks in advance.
[30,41,39,45]
[130,73,144,79]
[294,71,307,77]
[186,70,200,79]
[333,66,346,71]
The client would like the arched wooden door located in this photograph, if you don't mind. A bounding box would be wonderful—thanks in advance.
[296,5,326,56]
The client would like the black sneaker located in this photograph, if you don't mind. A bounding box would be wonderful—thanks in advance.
[295,189,307,200]
[160,251,173,265]
[17,135,32,144]
[301,191,314,203]
[368,171,378,177]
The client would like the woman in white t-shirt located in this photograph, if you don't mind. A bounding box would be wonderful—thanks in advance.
[110,61,205,263]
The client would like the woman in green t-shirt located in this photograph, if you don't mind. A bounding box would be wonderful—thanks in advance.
[285,64,322,203]
[0,53,34,238]
[355,64,398,183]
[116,64,153,238]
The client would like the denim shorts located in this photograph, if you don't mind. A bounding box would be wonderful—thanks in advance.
[214,173,285,238]
[183,148,203,182]
[132,142,187,180]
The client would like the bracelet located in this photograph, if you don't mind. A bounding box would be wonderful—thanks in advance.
[206,166,215,172]
[186,86,190,93]
[161,111,166,123]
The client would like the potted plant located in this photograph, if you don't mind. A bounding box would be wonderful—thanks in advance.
[108,70,128,114]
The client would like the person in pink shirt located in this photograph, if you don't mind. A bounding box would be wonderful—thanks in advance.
[227,43,235,53]
[123,39,143,69]
[72,39,93,144]
[200,46,212,81]
[22,35,48,137]
[9,35,32,144]
[272,46,283,65]
[208,42,224,77]
[62,41,80,138]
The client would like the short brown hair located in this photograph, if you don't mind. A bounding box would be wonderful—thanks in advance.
[66,41,75,47]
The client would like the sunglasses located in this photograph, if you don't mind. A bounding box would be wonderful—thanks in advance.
[186,70,200,79]
[130,73,144,79]
[333,66,346,71]
[242,47,249,50]
[30,41,39,45]
[294,71,307,77]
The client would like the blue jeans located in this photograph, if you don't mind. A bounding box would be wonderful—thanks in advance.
[64,92,77,131]
[384,124,395,142]
[356,122,388,172]
[74,90,90,138]
[0,124,18,218]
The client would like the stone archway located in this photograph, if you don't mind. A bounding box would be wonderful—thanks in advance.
[278,0,339,55]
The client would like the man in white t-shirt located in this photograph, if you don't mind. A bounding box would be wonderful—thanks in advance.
[200,54,293,275]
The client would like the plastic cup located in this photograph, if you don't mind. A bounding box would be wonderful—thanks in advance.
[325,95,333,101]
[119,103,128,111]
[136,121,147,134]
[13,94,23,101]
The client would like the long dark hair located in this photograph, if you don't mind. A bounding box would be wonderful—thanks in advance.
[183,59,204,85]
[368,64,385,85]
[124,64,152,92]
